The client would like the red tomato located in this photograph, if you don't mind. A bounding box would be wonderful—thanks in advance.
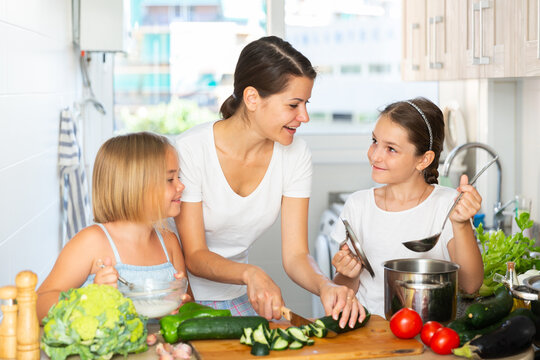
[430,327,460,355]
[389,308,423,339]
[420,321,443,346]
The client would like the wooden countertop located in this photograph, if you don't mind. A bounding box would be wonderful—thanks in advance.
[38,319,534,360]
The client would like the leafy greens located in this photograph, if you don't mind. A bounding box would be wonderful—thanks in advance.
[477,212,540,296]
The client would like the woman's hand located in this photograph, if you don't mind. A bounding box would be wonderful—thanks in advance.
[450,174,483,224]
[94,258,119,287]
[332,244,362,279]
[320,282,366,328]
[244,266,284,320]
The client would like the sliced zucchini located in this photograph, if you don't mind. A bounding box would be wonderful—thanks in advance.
[287,327,309,344]
[240,334,246,344]
[242,328,254,346]
[270,337,289,351]
[301,325,313,337]
[253,324,269,345]
[277,328,292,342]
[251,341,270,356]
[309,323,328,338]
[305,338,315,346]
[288,340,304,350]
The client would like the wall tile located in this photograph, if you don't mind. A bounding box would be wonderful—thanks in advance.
[0,148,59,242]
[0,237,14,287]
[0,23,6,94]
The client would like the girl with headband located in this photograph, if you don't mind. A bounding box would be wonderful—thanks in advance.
[330,97,484,318]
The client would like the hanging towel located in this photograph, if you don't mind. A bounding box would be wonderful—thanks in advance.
[58,109,91,245]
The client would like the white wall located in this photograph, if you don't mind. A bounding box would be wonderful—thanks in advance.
[519,77,540,226]
[0,0,80,290]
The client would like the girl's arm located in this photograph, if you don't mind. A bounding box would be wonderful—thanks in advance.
[175,201,284,320]
[447,175,484,294]
[281,197,365,328]
[36,227,115,322]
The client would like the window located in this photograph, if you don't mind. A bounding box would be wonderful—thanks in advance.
[284,0,438,133]
[114,0,267,134]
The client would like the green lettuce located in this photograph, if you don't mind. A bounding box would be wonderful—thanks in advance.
[478,212,540,296]
[41,284,148,360]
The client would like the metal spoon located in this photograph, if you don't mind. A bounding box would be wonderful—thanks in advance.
[97,260,136,290]
[402,155,499,252]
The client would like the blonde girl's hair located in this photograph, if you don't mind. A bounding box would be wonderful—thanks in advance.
[92,131,173,224]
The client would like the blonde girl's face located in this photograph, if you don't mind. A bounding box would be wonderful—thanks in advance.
[367,115,425,185]
[163,147,185,218]
[254,76,314,146]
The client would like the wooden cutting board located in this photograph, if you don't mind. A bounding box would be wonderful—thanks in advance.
[189,315,424,359]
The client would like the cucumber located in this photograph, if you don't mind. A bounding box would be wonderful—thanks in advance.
[251,342,270,356]
[464,286,513,329]
[317,306,371,333]
[252,324,269,345]
[177,316,269,340]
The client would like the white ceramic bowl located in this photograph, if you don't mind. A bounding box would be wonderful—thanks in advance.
[119,277,188,318]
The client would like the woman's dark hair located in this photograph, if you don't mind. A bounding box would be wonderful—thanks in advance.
[220,36,317,119]
[380,97,444,184]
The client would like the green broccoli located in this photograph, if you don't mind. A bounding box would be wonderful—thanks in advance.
[41,284,148,360]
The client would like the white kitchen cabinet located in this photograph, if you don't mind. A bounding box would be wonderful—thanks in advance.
[402,0,519,80]
[402,0,427,81]
[517,0,540,76]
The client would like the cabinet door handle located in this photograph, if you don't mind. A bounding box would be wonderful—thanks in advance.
[409,23,420,71]
[472,0,490,65]
[429,16,443,69]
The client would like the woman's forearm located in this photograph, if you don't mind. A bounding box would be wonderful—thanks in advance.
[186,249,258,286]
[283,252,334,295]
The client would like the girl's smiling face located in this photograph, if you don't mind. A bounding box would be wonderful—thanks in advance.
[253,76,313,145]
[368,115,426,184]
[164,147,184,218]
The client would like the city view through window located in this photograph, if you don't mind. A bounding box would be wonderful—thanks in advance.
[113,0,437,135]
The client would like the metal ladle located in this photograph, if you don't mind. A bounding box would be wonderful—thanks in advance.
[402,155,499,252]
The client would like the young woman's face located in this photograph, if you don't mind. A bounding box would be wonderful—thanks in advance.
[255,76,314,145]
[367,115,425,184]
[163,147,184,218]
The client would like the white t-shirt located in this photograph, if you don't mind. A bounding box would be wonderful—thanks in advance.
[330,185,456,318]
[175,121,312,301]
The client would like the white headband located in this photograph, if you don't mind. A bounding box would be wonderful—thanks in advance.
[405,100,433,151]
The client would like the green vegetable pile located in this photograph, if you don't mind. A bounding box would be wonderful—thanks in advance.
[477,212,540,296]
[41,284,148,360]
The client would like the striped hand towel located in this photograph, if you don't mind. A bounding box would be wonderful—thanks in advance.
[59,109,91,244]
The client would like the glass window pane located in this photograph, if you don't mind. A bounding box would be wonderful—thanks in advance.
[114,0,267,135]
[284,0,438,133]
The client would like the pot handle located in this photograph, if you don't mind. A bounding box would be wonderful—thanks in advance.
[395,279,449,290]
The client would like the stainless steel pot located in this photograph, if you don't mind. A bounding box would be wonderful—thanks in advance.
[383,258,460,324]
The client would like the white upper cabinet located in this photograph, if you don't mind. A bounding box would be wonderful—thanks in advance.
[402,0,538,80]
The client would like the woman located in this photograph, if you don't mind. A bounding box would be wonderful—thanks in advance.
[175,36,364,328]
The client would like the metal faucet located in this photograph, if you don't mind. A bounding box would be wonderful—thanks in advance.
[441,142,505,229]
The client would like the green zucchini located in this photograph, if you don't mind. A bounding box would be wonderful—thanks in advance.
[252,324,269,345]
[287,327,309,344]
[177,316,269,340]
[309,323,328,338]
[270,337,289,351]
[317,306,371,333]
[451,307,537,345]
[464,286,513,329]
[251,342,270,356]
[288,340,304,350]
[276,328,292,342]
